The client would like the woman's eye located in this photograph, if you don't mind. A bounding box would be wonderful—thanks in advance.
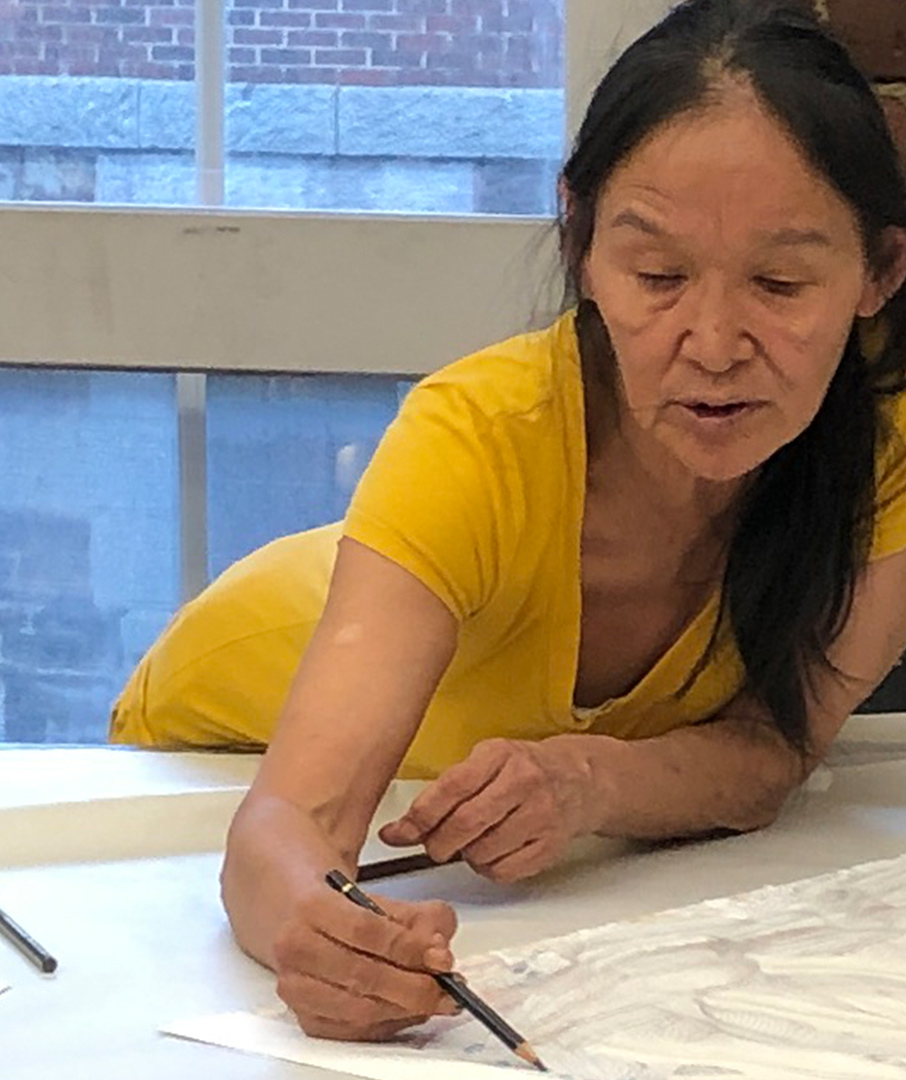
[755,277,804,298]
[637,273,685,291]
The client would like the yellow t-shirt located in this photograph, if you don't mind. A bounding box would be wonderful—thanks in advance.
[110,312,906,778]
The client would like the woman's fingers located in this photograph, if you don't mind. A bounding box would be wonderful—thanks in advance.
[278,968,457,1037]
[469,838,548,883]
[418,779,522,864]
[283,892,444,970]
[382,736,588,882]
[379,740,512,848]
[297,1011,432,1044]
[458,804,540,869]
[384,896,458,947]
[386,742,554,864]
[284,938,441,1011]
[274,890,459,1039]
[310,1017,430,1043]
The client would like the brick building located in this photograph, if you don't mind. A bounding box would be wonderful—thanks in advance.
[0,0,565,207]
[0,0,563,87]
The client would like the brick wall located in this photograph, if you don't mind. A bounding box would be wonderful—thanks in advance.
[0,0,563,86]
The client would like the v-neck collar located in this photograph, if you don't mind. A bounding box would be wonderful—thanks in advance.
[548,311,726,733]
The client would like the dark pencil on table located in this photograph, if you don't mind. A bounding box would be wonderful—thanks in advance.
[325,869,548,1072]
[356,850,463,882]
[0,905,57,974]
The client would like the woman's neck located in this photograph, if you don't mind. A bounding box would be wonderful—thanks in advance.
[583,388,746,571]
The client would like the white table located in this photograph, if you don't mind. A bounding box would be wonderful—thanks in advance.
[3,714,906,1080]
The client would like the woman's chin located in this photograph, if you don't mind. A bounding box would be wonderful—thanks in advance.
[667,438,771,485]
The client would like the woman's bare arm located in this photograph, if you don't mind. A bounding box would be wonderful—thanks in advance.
[220,535,457,991]
[587,544,906,840]
[380,547,906,874]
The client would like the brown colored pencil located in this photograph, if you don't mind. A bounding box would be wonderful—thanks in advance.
[356,850,463,882]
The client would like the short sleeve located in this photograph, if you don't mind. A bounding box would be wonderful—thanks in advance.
[872,390,906,560]
[343,378,515,621]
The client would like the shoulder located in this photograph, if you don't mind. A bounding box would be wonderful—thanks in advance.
[343,314,582,618]
[408,311,579,427]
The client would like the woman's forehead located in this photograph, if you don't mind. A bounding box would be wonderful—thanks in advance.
[599,95,860,247]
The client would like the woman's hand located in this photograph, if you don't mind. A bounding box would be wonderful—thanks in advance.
[274,887,460,1041]
[379,737,594,883]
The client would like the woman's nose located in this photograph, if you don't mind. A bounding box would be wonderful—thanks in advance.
[680,279,750,374]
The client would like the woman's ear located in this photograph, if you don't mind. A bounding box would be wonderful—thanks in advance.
[857,226,906,317]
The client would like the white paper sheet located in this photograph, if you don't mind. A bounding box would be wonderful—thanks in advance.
[164,853,906,1080]
[164,1006,633,1079]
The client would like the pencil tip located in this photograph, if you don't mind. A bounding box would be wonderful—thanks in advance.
[515,1043,548,1072]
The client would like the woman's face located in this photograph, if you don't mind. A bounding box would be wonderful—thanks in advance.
[582,90,890,483]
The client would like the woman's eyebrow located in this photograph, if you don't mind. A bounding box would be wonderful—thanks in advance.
[757,227,834,249]
[609,211,835,251]
[609,209,669,237]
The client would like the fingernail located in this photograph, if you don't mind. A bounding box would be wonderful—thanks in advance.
[424,945,452,972]
[392,821,419,843]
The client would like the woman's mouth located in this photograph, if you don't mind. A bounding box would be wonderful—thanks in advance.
[683,401,758,421]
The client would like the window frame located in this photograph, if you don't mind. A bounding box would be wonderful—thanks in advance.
[0,1,673,611]
[0,1,678,376]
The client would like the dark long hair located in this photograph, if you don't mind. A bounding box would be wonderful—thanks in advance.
[560,0,906,753]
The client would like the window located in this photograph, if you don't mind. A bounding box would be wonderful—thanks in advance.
[223,0,564,215]
[0,0,566,213]
[0,368,178,743]
[0,364,420,743]
[0,0,197,204]
[0,3,674,745]
[207,373,413,577]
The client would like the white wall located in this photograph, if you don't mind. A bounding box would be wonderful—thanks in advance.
[0,207,560,374]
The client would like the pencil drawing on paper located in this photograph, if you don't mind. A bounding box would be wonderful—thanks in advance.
[409,853,906,1080]
[165,854,906,1080]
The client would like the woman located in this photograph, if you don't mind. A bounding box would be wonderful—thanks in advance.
[112,0,906,1043]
